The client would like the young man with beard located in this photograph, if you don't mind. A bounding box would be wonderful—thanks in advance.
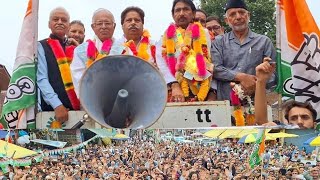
[67,20,85,46]
[254,59,317,129]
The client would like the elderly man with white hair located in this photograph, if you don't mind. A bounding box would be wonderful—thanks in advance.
[70,8,117,98]
[37,7,78,124]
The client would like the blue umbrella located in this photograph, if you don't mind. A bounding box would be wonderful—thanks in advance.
[238,134,257,144]
[0,130,15,139]
[303,136,320,146]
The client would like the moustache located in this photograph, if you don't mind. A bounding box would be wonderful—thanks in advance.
[55,25,65,29]
[129,26,138,30]
[178,16,187,21]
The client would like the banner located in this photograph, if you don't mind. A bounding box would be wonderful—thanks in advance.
[0,135,99,171]
[276,0,320,115]
[0,0,38,129]
[249,129,265,168]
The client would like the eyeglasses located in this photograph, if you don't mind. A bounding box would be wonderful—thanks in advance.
[93,21,114,28]
[207,25,221,31]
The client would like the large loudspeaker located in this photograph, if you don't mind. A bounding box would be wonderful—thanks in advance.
[79,55,167,129]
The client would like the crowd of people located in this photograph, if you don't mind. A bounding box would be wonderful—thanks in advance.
[1,134,320,180]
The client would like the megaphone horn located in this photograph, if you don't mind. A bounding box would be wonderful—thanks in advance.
[79,55,167,129]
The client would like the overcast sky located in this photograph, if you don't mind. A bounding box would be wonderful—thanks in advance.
[0,0,319,74]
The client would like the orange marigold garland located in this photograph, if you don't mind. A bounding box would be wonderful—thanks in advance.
[65,45,75,64]
[47,39,80,110]
[164,24,177,76]
[233,108,245,126]
[162,22,212,101]
[191,23,206,77]
[230,82,254,126]
[125,40,138,56]
[124,30,155,63]
[150,45,156,64]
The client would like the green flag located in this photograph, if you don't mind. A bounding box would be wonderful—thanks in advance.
[275,0,320,118]
[249,129,265,168]
[0,0,38,129]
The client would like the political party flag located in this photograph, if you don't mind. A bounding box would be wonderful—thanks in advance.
[249,129,265,168]
[0,0,39,129]
[276,0,320,117]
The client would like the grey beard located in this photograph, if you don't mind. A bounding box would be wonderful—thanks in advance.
[229,24,248,32]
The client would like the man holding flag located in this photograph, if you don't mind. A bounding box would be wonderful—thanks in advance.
[0,0,38,129]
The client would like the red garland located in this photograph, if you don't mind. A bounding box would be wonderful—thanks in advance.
[47,39,80,110]
[150,45,156,64]
[127,41,138,56]
[65,45,75,64]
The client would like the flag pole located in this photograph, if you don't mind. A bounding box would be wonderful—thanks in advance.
[260,130,266,179]
[276,0,283,123]
[32,0,39,126]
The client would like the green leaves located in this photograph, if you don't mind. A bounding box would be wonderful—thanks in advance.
[200,0,276,45]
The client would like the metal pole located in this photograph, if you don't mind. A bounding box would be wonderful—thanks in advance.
[275,0,284,123]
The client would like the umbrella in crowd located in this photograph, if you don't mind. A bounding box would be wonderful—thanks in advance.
[203,129,225,138]
[238,132,299,144]
[0,140,38,159]
[238,133,275,144]
[234,129,259,138]
[303,136,320,146]
[268,132,299,138]
[111,134,130,140]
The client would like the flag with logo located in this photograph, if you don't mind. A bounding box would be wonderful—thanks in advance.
[249,129,265,168]
[0,0,38,129]
[276,0,320,118]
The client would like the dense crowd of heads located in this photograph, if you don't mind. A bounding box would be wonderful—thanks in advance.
[1,135,319,180]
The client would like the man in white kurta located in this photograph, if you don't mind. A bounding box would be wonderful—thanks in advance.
[71,9,116,98]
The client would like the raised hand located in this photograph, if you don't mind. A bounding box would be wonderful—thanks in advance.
[256,57,276,83]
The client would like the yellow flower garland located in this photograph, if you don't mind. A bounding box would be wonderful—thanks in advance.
[124,29,155,63]
[162,22,213,101]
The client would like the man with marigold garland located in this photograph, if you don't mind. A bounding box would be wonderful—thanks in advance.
[37,7,80,124]
[70,8,116,99]
[71,7,157,101]
[157,0,216,103]
[113,6,157,66]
